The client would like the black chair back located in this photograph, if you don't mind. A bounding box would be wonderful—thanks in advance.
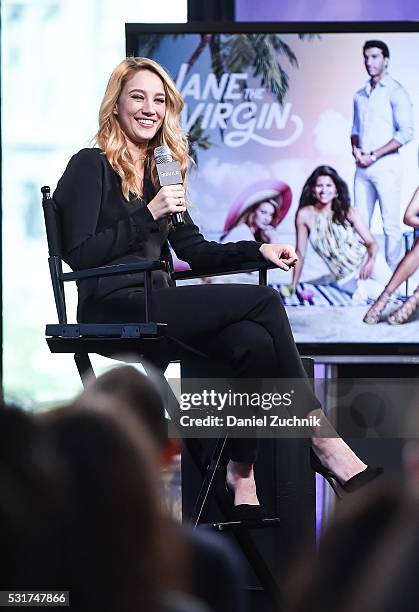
[41,186,63,258]
[42,186,67,323]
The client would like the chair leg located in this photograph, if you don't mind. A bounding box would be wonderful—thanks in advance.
[234,530,281,606]
[144,360,283,603]
[145,365,212,476]
[191,437,229,527]
[207,471,282,605]
[74,353,95,387]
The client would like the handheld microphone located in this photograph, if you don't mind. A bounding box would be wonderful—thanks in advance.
[154,145,184,226]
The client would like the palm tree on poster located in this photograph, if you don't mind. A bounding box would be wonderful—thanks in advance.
[137,32,316,157]
[209,33,316,104]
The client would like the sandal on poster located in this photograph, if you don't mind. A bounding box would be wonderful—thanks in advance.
[387,287,419,325]
[363,288,393,324]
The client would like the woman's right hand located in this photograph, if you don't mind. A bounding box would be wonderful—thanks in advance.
[259,243,298,271]
[147,185,187,221]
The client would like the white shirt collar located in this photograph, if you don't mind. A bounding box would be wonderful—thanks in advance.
[365,72,391,94]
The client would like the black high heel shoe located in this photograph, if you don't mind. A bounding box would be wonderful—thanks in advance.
[230,503,263,521]
[223,474,263,521]
[310,449,383,500]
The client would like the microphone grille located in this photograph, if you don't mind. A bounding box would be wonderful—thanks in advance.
[154,146,172,164]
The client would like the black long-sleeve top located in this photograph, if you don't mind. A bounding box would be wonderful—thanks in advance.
[54,148,264,313]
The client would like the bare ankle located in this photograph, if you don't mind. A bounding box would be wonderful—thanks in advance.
[226,461,259,506]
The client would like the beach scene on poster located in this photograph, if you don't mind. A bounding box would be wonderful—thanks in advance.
[135,31,419,343]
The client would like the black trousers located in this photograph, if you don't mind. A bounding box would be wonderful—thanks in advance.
[84,284,321,463]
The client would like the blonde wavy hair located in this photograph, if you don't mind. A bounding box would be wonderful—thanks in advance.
[95,57,190,200]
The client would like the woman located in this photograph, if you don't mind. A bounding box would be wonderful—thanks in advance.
[364,186,419,325]
[221,180,291,244]
[54,58,380,514]
[291,166,392,303]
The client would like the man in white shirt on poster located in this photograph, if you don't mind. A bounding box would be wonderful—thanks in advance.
[351,39,414,270]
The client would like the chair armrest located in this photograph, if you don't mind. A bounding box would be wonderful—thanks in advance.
[61,260,166,282]
[172,260,278,282]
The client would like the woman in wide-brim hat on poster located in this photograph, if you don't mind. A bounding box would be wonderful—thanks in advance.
[220,180,292,244]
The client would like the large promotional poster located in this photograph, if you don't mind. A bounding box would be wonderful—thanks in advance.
[129,27,419,346]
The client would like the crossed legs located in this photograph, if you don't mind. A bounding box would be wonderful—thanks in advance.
[94,283,372,506]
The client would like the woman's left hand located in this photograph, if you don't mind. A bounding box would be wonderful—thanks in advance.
[259,243,298,271]
[359,258,374,279]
